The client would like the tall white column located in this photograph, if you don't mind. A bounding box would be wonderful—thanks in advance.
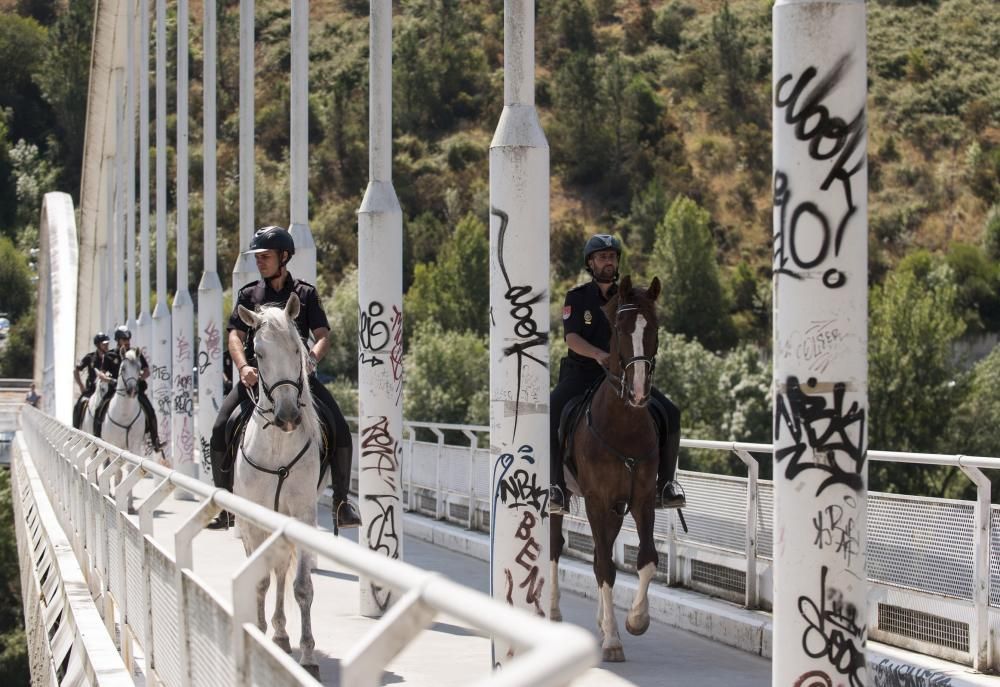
[357,0,403,618]
[136,0,152,357]
[172,0,196,479]
[102,163,114,331]
[197,0,224,482]
[125,0,137,335]
[232,0,258,293]
[287,0,316,284]
[113,71,126,327]
[488,0,550,668]
[772,2,868,686]
[152,0,173,461]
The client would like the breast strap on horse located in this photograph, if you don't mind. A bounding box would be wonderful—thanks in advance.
[105,406,144,447]
[241,438,313,512]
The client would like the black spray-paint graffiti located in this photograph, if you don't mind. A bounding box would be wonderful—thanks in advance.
[799,565,866,687]
[495,445,548,518]
[361,415,399,492]
[870,659,952,687]
[504,509,545,616]
[775,376,865,495]
[813,500,860,565]
[491,207,548,441]
[773,54,866,289]
[364,492,400,611]
[200,437,212,476]
[358,301,390,368]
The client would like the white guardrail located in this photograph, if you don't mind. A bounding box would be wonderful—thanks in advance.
[372,420,1000,673]
[14,407,599,687]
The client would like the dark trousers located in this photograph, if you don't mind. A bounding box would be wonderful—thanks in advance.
[549,357,680,490]
[209,376,353,500]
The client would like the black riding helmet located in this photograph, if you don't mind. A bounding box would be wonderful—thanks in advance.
[93,332,110,346]
[583,234,622,282]
[114,326,132,341]
[246,225,295,266]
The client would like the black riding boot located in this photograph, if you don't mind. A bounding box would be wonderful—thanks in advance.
[332,447,360,528]
[656,429,686,509]
[207,448,235,529]
[138,394,163,451]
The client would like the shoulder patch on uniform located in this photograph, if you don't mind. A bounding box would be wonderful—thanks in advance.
[562,305,572,320]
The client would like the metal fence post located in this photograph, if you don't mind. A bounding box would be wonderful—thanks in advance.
[959,461,991,671]
[736,449,759,610]
[432,427,445,520]
[463,429,477,530]
[405,424,416,512]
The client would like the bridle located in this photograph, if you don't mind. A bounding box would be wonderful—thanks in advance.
[108,360,143,445]
[606,302,656,405]
[115,361,140,397]
[240,321,312,511]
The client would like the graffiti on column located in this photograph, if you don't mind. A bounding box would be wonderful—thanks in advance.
[870,659,953,687]
[773,54,865,290]
[389,305,403,404]
[361,415,401,610]
[493,446,546,616]
[812,497,860,565]
[174,333,195,461]
[151,362,171,446]
[358,301,390,368]
[775,376,865,495]
[197,320,222,377]
[490,206,548,441]
[797,565,865,687]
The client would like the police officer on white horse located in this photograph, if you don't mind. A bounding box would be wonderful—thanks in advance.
[73,331,111,428]
[208,225,361,530]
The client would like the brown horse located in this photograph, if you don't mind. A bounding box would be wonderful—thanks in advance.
[550,275,662,662]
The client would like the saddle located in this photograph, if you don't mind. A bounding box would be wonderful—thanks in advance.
[557,379,671,484]
[221,396,336,489]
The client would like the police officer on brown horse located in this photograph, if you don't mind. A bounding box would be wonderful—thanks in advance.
[208,225,361,530]
[549,234,686,514]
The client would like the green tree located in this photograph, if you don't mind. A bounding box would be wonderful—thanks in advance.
[650,196,733,351]
[320,266,359,385]
[950,346,1000,458]
[0,308,35,377]
[628,179,669,253]
[32,0,93,197]
[405,213,489,336]
[869,267,965,495]
[0,236,33,322]
[0,13,48,144]
[0,469,28,684]
[404,321,488,425]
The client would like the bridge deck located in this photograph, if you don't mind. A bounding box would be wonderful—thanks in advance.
[139,478,770,687]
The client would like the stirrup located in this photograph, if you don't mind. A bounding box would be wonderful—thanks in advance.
[548,485,569,515]
[656,480,686,509]
[335,500,361,529]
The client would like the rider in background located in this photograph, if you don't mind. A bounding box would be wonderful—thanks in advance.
[73,331,111,428]
[548,234,686,514]
[207,225,361,531]
[94,326,163,452]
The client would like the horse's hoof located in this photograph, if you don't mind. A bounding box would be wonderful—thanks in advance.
[274,636,292,653]
[550,610,563,623]
[602,646,626,663]
[302,663,320,680]
[626,614,650,636]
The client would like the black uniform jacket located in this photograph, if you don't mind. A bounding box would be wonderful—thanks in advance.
[101,348,150,378]
[228,273,329,364]
[76,351,107,390]
[562,280,618,377]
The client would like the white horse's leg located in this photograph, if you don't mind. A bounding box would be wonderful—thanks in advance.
[240,525,270,632]
[550,560,562,622]
[271,555,291,653]
[294,549,318,677]
[599,582,624,662]
[626,562,655,636]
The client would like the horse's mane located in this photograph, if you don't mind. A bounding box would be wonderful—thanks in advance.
[255,305,321,443]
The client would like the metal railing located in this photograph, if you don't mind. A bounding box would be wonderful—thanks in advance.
[18,407,599,687]
[372,420,1000,673]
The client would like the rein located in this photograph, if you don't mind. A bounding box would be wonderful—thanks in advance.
[240,320,313,512]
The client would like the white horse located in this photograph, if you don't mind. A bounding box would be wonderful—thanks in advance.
[233,294,322,677]
[102,351,147,457]
[80,377,109,436]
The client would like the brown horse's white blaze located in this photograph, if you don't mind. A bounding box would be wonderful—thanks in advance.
[630,314,648,405]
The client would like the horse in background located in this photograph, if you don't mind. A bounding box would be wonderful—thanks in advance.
[551,275,663,662]
[101,351,147,456]
[233,294,322,678]
[80,376,109,436]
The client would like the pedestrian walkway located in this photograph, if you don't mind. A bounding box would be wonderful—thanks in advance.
[143,480,770,686]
